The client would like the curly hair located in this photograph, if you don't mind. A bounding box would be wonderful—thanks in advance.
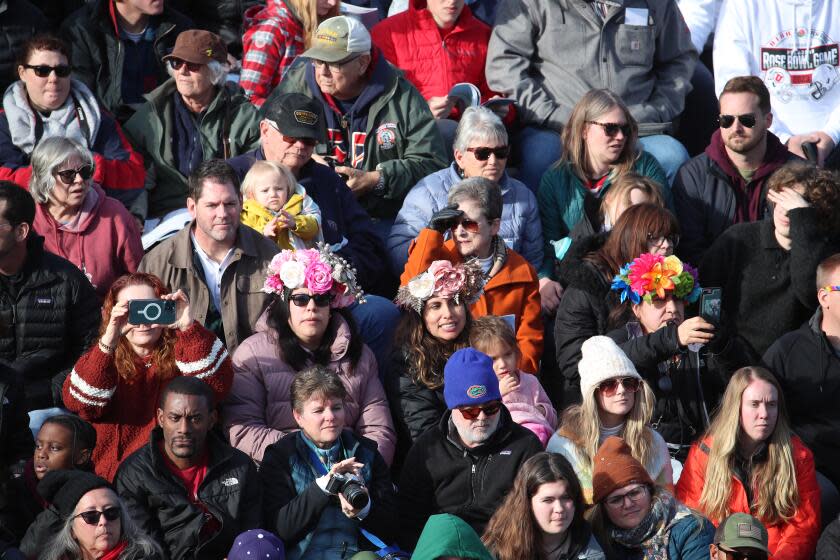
[768,163,840,239]
[99,273,177,383]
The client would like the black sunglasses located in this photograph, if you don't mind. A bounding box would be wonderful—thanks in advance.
[168,58,203,72]
[466,146,510,161]
[74,506,121,525]
[24,64,72,78]
[289,293,333,308]
[717,114,757,129]
[55,165,94,185]
[586,121,632,137]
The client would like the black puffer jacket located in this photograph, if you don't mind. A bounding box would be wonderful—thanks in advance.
[397,407,542,550]
[0,0,50,94]
[385,349,446,445]
[0,235,99,411]
[59,0,192,121]
[169,0,261,57]
[0,364,30,469]
[115,428,262,560]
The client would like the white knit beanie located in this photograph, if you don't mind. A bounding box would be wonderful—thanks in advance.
[578,336,642,397]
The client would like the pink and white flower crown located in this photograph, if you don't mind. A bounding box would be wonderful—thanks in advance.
[263,243,365,309]
[396,259,484,314]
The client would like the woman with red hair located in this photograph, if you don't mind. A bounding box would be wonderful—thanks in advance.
[62,273,233,480]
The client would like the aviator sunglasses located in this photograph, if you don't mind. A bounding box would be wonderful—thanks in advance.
[597,376,641,397]
[168,58,203,72]
[55,165,94,185]
[289,293,333,308]
[74,506,121,526]
[717,114,757,129]
[466,146,510,161]
[23,64,72,78]
[586,121,631,137]
[457,401,502,420]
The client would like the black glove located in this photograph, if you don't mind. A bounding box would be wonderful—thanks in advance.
[428,205,463,233]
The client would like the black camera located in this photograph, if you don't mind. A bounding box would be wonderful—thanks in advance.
[324,473,369,509]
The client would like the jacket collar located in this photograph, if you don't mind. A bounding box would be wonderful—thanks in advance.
[168,221,263,269]
[705,130,791,184]
[446,163,512,195]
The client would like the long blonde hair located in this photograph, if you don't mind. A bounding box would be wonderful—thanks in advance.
[557,378,657,475]
[288,0,341,47]
[699,366,799,524]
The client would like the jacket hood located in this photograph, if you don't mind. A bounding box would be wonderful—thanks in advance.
[556,233,609,291]
[705,129,791,182]
[38,182,106,234]
[411,514,494,560]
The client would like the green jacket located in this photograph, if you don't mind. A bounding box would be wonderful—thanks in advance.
[537,151,669,278]
[124,80,262,219]
[275,56,448,219]
[411,514,494,560]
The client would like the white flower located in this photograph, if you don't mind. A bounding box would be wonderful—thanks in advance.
[408,272,435,300]
[279,260,306,289]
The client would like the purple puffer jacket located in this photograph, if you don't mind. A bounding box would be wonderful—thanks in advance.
[223,314,396,465]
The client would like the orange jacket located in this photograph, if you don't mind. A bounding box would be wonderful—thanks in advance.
[402,229,543,373]
[675,435,821,560]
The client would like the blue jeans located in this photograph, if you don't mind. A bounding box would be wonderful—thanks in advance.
[638,135,690,186]
[28,407,69,438]
[348,295,400,383]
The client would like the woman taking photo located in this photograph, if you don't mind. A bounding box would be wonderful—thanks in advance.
[389,258,484,444]
[0,34,144,205]
[483,452,605,560]
[676,366,821,560]
[224,246,396,465]
[260,365,397,560]
[589,437,714,560]
[29,137,143,299]
[62,272,233,481]
[547,336,672,504]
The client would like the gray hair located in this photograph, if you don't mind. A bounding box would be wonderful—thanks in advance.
[447,177,503,221]
[167,60,229,86]
[41,495,163,560]
[241,160,298,199]
[28,137,94,204]
[453,106,508,154]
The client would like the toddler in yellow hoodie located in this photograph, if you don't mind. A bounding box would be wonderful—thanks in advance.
[240,161,322,249]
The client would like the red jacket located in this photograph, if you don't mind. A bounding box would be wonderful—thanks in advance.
[402,229,543,374]
[371,0,493,103]
[63,323,233,481]
[676,435,821,560]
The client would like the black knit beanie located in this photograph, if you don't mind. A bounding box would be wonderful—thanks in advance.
[37,470,113,518]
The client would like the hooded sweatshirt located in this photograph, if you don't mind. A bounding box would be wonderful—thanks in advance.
[714,0,840,143]
[411,514,494,560]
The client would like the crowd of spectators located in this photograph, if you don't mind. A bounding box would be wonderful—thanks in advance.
[2,0,840,559]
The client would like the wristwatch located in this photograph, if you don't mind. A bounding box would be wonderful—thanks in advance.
[373,165,386,196]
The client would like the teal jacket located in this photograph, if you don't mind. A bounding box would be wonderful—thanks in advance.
[537,151,668,278]
[124,80,262,219]
[274,55,448,220]
[411,514,494,560]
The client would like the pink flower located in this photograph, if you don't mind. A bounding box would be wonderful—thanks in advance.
[267,250,296,274]
[296,249,321,267]
[427,260,454,278]
[433,267,465,298]
[263,273,284,294]
[628,253,664,295]
[305,260,334,294]
[331,283,356,308]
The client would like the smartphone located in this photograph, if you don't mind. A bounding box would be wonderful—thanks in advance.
[128,299,177,325]
[699,287,722,325]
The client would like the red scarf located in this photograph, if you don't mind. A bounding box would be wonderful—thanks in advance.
[101,540,128,560]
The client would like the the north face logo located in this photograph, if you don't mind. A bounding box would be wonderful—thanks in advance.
[221,477,239,487]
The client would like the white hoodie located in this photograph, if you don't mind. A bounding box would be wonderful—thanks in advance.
[714,0,840,144]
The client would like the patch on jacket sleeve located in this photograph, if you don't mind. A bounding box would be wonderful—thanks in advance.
[376,123,397,150]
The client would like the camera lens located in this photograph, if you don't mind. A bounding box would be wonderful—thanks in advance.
[341,481,369,509]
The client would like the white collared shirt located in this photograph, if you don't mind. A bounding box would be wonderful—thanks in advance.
[190,231,236,312]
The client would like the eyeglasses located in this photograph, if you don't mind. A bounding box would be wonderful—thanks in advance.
[54,165,94,185]
[282,135,318,147]
[647,233,680,248]
[457,401,502,420]
[313,56,360,73]
[289,293,333,308]
[597,376,641,397]
[451,217,481,233]
[168,58,203,72]
[74,506,121,525]
[466,146,510,161]
[717,114,757,129]
[23,64,72,78]
[586,121,631,138]
[604,485,648,508]
[823,285,840,293]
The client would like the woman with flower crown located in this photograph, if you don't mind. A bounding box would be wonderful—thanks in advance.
[223,245,397,465]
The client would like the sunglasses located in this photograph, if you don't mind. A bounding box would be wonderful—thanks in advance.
[457,401,502,420]
[55,165,94,185]
[282,135,318,147]
[168,58,204,72]
[466,146,510,161]
[647,232,680,248]
[717,114,757,129]
[74,506,121,525]
[289,293,333,307]
[451,217,481,233]
[24,64,72,78]
[597,376,641,397]
[586,121,631,137]
[604,485,648,508]
[823,285,840,293]
[718,550,768,560]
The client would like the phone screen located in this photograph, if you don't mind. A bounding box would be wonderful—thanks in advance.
[699,287,722,325]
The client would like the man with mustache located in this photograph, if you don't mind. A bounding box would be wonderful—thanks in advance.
[115,376,261,559]
[139,159,279,352]
[674,76,799,263]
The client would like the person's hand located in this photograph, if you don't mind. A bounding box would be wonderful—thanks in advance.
[787,132,836,167]
[428,204,463,233]
[329,457,363,477]
[278,210,296,230]
[427,96,455,119]
[676,317,715,347]
[335,167,379,198]
[338,490,368,518]
[156,289,193,332]
[101,300,131,349]
[538,278,563,314]
[262,216,280,237]
[767,186,811,212]
[498,372,520,397]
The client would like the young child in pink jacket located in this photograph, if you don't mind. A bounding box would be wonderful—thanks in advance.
[470,316,557,446]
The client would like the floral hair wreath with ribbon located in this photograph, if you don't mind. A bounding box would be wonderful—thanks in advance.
[262,242,365,309]
[396,259,485,314]
[611,254,701,305]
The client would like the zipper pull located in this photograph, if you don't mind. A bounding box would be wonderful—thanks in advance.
[471,464,476,474]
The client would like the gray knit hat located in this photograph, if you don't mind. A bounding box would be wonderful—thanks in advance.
[577,336,641,397]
